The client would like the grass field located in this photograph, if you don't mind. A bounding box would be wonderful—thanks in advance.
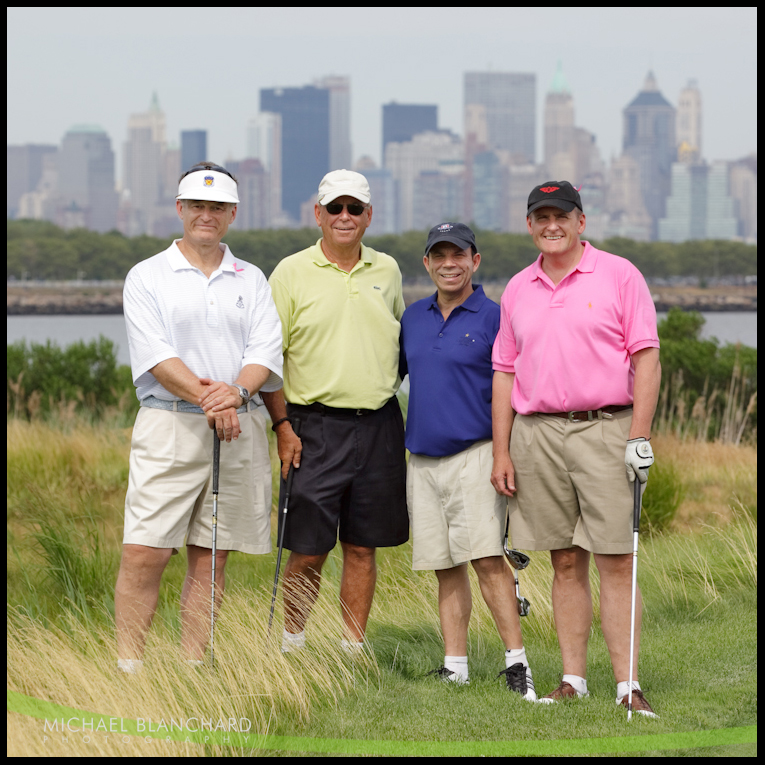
[6,419,757,756]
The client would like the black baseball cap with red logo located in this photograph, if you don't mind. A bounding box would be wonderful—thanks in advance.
[527,181,584,216]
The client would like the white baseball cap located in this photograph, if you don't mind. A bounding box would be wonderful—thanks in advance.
[316,169,371,205]
[177,167,240,204]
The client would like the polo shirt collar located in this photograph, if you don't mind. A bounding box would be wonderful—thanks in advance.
[427,284,486,313]
[531,241,598,282]
[165,240,244,277]
[311,239,375,268]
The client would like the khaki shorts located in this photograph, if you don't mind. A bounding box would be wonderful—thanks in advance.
[123,407,272,554]
[407,440,507,570]
[508,410,634,554]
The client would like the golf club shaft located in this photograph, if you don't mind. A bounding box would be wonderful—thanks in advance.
[627,476,642,720]
[268,417,301,635]
[211,431,220,668]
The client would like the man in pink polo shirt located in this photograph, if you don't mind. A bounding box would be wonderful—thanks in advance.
[491,181,661,717]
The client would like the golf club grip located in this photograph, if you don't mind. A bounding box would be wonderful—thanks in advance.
[212,431,221,493]
[283,417,301,498]
[633,474,642,532]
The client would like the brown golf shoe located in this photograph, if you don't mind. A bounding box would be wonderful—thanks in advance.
[536,680,587,704]
[617,689,659,718]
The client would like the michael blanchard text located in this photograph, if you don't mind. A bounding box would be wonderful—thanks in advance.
[43,717,253,733]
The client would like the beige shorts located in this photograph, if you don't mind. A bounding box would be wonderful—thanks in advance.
[508,409,634,555]
[123,407,272,554]
[407,440,507,570]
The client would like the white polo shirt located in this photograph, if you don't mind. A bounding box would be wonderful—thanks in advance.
[124,240,283,402]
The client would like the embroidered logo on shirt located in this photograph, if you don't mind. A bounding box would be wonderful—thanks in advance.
[373,285,381,290]
[588,302,592,309]
[236,296,244,309]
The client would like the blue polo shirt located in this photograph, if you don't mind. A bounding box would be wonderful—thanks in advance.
[400,284,500,457]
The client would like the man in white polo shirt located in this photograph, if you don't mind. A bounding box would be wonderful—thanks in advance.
[116,162,283,673]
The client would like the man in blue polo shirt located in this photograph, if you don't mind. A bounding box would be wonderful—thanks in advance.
[400,222,536,700]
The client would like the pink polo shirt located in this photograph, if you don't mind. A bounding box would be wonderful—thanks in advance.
[492,242,659,415]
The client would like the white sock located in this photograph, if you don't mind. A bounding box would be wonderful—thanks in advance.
[117,658,144,674]
[281,629,306,652]
[340,639,364,653]
[186,659,205,668]
[505,647,528,668]
[444,655,469,683]
[562,674,588,696]
[617,680,641,701]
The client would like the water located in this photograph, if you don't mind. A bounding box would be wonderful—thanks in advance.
[6,311,758,370]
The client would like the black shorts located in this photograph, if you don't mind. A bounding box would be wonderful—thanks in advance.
[279,397,409,555]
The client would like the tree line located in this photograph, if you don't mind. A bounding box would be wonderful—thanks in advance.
[6,219,757,282]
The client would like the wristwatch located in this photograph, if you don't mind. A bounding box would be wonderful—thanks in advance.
[232,383,250,407]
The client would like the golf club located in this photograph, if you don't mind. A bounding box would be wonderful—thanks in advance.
[502,517,531,617]
[210,429,220,669]
[268,417,301,637]
[627,474,644,721]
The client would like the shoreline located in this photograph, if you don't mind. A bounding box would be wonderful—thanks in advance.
[7,283,758,315]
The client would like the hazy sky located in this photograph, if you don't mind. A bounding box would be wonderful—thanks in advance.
[7,7,757,177]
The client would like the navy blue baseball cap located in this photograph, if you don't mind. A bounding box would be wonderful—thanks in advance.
[425,222,477,256]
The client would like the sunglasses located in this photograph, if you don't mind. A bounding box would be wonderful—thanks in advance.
[180,163,235,181]
[325,202,368,216]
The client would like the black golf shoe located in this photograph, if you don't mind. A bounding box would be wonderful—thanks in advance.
[498,662,537,701]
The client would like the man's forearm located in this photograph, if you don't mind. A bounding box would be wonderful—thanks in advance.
[236,364,274,400]
[492,371,516,455]
[261,389,288,422]
[629,347,661,439]
[150,357,207,403]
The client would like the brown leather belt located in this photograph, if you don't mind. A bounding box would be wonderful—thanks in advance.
[537,404,633,422]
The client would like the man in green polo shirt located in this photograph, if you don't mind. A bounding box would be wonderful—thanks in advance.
[262,169,408,654]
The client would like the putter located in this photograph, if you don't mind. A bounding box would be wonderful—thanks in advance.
[627,475,643,721]
[268,417,301,637]
[502,517,531,617]
[210,430,221,669]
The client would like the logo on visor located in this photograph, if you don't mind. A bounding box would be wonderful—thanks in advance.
[540,186,560,193]
[437,223,453,231]
[204,175,214,187]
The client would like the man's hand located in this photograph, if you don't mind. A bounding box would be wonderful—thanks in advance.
[199,378,242,412]
[491,452,516,497]
[625,438,654,483]
[206,406,241,443]
[275,421,302,480]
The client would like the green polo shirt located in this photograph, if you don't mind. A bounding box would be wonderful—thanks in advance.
[269,239,405,409]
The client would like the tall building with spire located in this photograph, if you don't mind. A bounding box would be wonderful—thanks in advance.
[676,79,702,162]
[622,71,676,238]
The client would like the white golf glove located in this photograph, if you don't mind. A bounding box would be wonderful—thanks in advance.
[625,438,654,484]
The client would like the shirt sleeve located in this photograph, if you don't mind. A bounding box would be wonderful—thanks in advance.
[491,286,518,373]
[268,266,293,355]
[621,264,660,356]
[123,266,179,386]
[240,269,283,392]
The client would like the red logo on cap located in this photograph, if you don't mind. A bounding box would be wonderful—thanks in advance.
[540,186,560,193]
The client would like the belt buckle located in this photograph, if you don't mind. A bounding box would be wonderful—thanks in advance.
[567,411,580,423]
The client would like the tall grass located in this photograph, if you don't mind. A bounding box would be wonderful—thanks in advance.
[6,418,757,755]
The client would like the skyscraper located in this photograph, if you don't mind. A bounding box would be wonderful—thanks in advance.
[622,71,676,238]
[180,130,208,174]
[260,85,330,221]
[315,75,352,171]
[58,125,118,232]
[676,79,702,162]
[123,93,166,232]
[382,103,438,163]
[464,72,536,163]
[6,143,57,218]
[247,112,282,223]
[544,62,575,178]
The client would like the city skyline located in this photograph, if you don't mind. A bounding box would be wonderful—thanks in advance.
[7,8,757,173]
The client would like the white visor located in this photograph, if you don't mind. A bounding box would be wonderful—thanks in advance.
[176,169,239,204]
